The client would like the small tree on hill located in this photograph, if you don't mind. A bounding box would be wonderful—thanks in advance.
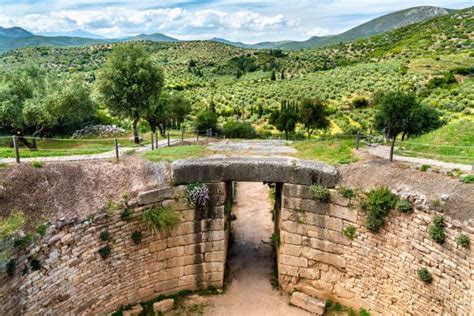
[271,70,276,81]
[96,43,164,143]
[299,98,330,139]
[270,100,298,140]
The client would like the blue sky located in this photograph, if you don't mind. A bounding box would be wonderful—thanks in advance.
[0,0,471,42]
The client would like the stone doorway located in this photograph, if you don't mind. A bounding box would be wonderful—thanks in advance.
[204,182,308,315]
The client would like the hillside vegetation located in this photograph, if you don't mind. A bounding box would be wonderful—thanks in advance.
[0,7,472,161]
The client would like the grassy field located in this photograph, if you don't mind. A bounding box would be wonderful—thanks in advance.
[143,144,213,162]
[396,120,474,164]
[291,138,359,165]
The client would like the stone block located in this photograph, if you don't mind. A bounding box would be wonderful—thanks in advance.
[204,251,226,262]
[328,204,357,222]
[329,190,351,207]
[153,299,174,314]
[138,188,173,205]
[290,292,325,315]
[280,231,302,245]
[301,247,346,268]
[281,255,308,267]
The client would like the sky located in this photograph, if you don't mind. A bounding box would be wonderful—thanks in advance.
[0,0,471,43]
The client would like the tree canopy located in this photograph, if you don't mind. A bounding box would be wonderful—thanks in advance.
[299,98,330,139]
[96,43,164,143]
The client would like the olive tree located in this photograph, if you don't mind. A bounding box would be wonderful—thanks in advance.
[96,43,164,143]
[299,98,330,139]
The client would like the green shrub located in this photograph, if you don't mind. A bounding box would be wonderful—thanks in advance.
[309,184,330,202]
[98,245,111,259]
[417,267,432,283]
[428,215,446,244]
[395,198,413,213]
[0,211,26,239]
[6,259,16,277]
[334,302,342,311]
[271,232,280,247]
[361,187,397,232]
[456,234,470,248]
[105,199,118,216]
[420,164,431,172]
[31,161,43,168]
[359,308,371,316]
[223,120,257,138]
[30,259,42,271]
[325,300,333,308]
[142,207,180,233]
[461,175,474,183]
[131,231,143,245]
[13,234,34,250]
[343,226,357,240]
[339,187,355,199]
[37,223,48,236]
[100,231,111,242]
[352,96,369,108]
[120,208,132,220]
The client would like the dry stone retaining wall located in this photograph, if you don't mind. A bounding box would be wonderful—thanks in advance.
[0,182,228,316]
[279,183,473,315]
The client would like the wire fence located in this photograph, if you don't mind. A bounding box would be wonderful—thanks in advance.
[1,129,473,166]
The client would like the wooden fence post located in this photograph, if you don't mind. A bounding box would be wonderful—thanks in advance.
[355,131,360,150]
[151,133,155,150]
[155,132,159,149]
[181,129,184,143]
[197,131,199,142]
[167,132,170,147]
[13,136,20,164]
[115,138,119,161]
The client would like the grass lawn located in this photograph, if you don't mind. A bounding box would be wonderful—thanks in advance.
[290,138,359,165]
[395,120,474,164]
[0,136,150,159]
[143,144,213,162]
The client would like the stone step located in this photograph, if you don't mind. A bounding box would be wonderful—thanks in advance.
[290,292,325,315]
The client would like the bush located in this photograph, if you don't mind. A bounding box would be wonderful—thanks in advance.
[131,231,143,245]
[13,234,34,250]
[309,184,330,202]
[100,231,111,242]
[339,187,355,199]
[461,175,474,183]
[352,97,369,108]
[37,223,48,236]
[361,187,397,232]
[342,226,357,240]
[6,259,16,277]
[428,215,446,244]
[420,164,431,172]
[456,234,470,248]
[223,121,257,139]
[98,245,111,259]
[120,208,131,221]
[359,308,370,316]
[186,182,210,210]
[30,259,42,271]
[31,161,43,168]
[395,198,413,213]
[417,267,432,283]
[195,109,219,132]
[142,207,180,233]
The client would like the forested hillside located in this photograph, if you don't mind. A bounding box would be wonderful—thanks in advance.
[0,7,472,141]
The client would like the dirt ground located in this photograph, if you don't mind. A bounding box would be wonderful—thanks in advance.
[338,156,474,222]
[203,182,308,316]
[0,157,170,230]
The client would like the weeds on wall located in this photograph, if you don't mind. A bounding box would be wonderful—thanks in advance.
[186,182,210,210]
[36,223,48,236]
[100,231,111,242]
[395,198,413,213]
[428,215,446,244]
[455,234,470,248]
[120,208,131,221]
[361,187,398,232]
[98,245,112,259]
[417,267,433,283]
[6,259,16,277]
[30,259,42,271]
[325,300,370,316]
[342,226,357,240]
[142,206,180,233]
[131,231,143,245]
[309,184,330,202]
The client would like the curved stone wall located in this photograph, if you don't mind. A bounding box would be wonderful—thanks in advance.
[0,183,228,315]
[279,184,473,315]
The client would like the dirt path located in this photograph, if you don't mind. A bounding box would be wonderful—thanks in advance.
[204,182,308,316]
[367,145,472,171]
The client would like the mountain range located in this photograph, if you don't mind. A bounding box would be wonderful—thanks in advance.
[0,6,457,53]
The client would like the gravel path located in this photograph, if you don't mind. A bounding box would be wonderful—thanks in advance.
[204,182,308,316]
[367,145,472,171]
[0,138,180,164]
[208,140,297,154]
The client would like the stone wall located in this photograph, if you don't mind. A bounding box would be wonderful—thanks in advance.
[0,182,228,316]
[279,183,473,315]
